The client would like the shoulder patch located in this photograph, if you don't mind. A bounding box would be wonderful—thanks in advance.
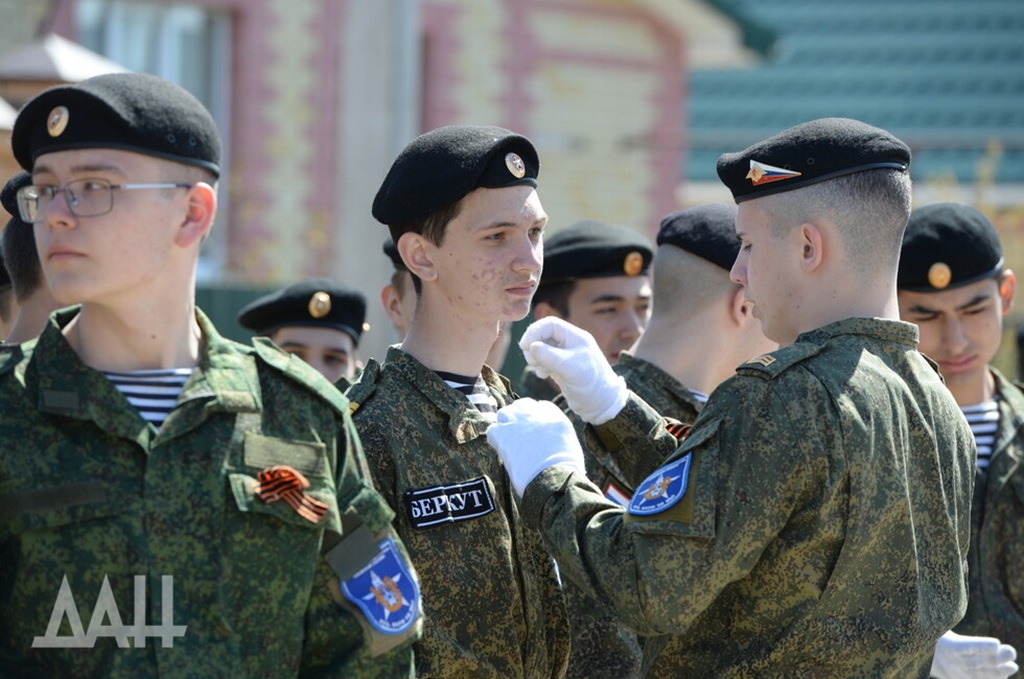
[251,337,351,417]
[628,453,693,516]
[736,342,823,380]
[340,536,421,636]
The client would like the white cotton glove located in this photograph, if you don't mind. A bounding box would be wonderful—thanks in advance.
[519,317,628,425]
[487,398,586,497]
[930,630,1019,679]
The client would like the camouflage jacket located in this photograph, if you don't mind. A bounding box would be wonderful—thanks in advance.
[347,347,569,678]
[560,353,704,679]
[522,318,974,678]
[515,366,559,402]
[0,308,419,679]
[954,368,1024,650]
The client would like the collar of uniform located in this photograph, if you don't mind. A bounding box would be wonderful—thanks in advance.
[383,345,508,442]
[614,353,703,414]
[31,307,259,425]
[179,308,261,413]
[31,306,153,443]
[795,317,919,348]
[988,367,1024,486]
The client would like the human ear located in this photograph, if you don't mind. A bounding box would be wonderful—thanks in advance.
[999,269,1016,314]
[397,232,437,283]
[175,182,217,248]
[799,222,824,273]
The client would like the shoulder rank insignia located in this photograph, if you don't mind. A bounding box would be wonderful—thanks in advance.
[746,354,776,367]
[628,453,692,516]
[341,537,421,636]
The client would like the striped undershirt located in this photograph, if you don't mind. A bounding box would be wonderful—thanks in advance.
[103,368,193,429]
[961,398,999,470]
[690,389,709,405]
[437,370,499,420]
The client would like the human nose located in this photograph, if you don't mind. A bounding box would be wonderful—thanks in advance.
[730,252,747,286]
[513,235,543,274]
[42,186,78,226]
[940,316,970,355]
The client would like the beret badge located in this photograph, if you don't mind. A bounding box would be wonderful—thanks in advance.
[746,160,802,186]
[47,106,69,138]
[505,152,526,179]
[623,251,644,276]
[927,262,952,290]
[308,291,332,319]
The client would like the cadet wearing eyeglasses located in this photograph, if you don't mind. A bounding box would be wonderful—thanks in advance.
[0,72,421,677]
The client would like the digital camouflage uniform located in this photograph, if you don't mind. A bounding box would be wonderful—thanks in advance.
[954,367,1024,651]
[522,318,975,677]
[347,347,570,678]
[0,309,419,678]
[560,352,704,679]
[515,366,559,402]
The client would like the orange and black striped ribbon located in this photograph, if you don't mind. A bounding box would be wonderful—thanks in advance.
[255,465,328,524]
[665,421,691,442]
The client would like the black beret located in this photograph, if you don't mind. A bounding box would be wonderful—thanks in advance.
[382,238,407,272]
[372,125,539,226]
[13,72,221,177]
[541,220,653,285]
[1,171,31,219]
[237,279,368,344]
[656,204,739,271]
[717,117,910,203]
[898,203,1003,292]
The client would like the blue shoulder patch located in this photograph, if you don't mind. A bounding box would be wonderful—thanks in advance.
[627,454,692,516]
[341,537,421,635]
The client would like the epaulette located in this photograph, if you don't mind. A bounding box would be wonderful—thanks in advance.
[251,337,352,419]
[735,342,823,380]
[343,358,382,417]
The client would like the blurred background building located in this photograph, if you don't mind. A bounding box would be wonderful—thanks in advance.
[0,0,1021,377]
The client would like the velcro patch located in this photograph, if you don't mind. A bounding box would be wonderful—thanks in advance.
[627,454,692,516]
[403,477,495,529]
[341,537,421,635]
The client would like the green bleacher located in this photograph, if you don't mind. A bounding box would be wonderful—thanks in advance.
[689,0,1024,183]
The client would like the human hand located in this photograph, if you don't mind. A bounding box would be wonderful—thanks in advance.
[930,630,1018,679]
[487,398,586,497]
[519,317,627,424]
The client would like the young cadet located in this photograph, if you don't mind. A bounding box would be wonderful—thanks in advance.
[487,118,976,676]
[0,73,421,677]
[897,203,1021,679]
[238,278,368,388]
[1,170,62,344]
[347,125,569,677]
[518,220,652,400]
[561,203,776,678]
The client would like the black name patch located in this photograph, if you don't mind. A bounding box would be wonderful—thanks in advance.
[403,477,496,529]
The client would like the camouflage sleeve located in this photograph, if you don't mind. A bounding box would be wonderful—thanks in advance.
[582,391,686,490]
[520,380,816,636]
[298,409,421,676]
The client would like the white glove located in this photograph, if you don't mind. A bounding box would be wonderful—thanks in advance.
[487,398,586,497]
[930,630,1019,679]
[519,317,628,424]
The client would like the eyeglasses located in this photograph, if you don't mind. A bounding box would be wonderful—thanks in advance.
[16,178,193,224]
